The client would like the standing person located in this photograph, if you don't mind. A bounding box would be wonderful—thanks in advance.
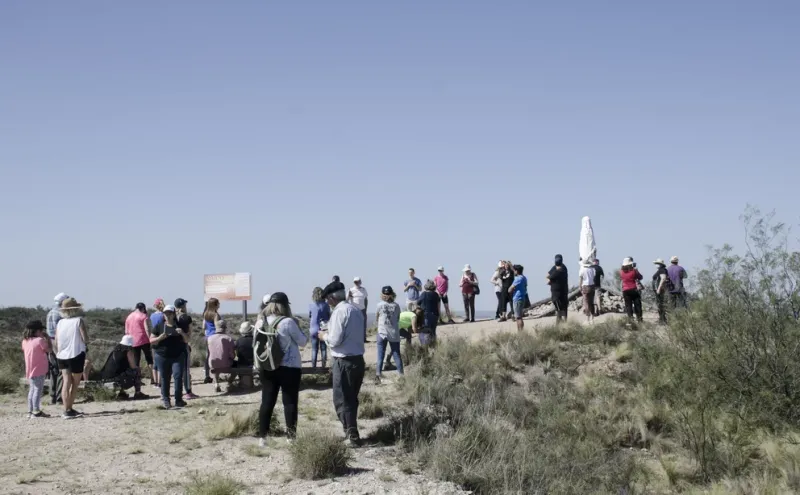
[620,258,644,324]
[592,259,605,316]
[491,262,503,320]
[201,297,221,384]
[374,286,403,384]
[500,261,515,321]
[319,287,365,447]
[459,264,479,323]
[546,254,569,324]
[54,297,88,419]
[403,269,422,311]
[22,320,51,418]
[434,266,455,324]
[652,259,670,325]
[149,305,187,409]
[255,292,308,446]
[149,298,166,387]
[416,280,441,344]
[509,265,528,332]
[579,260,597,324]
[348,277,369,343]
[46,292,68,405]
[324,275,346,296]
[308,287,330,369]
[667,256,688,309]
[174,298,198,399]
[125,303,156,387]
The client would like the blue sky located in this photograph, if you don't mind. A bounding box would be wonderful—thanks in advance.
[1,1,798,313]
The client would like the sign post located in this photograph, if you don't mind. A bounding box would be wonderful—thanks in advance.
[203,272,252,319]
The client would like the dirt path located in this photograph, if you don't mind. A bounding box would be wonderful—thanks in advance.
[0,313,634,494]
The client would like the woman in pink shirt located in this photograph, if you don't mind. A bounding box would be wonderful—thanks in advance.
[125,303,156,385]
[22,320,51,418]
[434,267,455,324]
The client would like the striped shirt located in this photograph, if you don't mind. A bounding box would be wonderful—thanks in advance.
[46,305,61,339]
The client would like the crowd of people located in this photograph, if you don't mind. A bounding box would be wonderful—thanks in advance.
[20,256,686,449]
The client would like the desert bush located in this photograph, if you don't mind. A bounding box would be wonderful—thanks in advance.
[288,430,352,479]
[184,473,244,495]
[0,345,24,394]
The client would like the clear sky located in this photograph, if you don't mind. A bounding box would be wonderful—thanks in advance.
[1,1,798,313]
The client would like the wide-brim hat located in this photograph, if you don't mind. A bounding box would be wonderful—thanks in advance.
[239,322,253,335]
[60,297,83,310]
[622,258,634,267]
[653,258,666,265]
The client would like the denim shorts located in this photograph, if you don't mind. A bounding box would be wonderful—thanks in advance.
[513,300,524,318]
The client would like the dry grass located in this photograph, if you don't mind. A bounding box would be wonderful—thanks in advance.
[358,390,385,419]
[184,473,244,495]
[206,408,281,440]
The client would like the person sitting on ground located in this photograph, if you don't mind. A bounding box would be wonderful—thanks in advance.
[236,322,254,369]
[255,292,308,447]
[99,335,149,400]
[416,280,441,345]
[22,320,51,418]
[374,286,403,384]
[208,319,236,392]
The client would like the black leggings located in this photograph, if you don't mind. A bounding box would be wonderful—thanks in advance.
[259,367,302,438]
[623,289,643,321]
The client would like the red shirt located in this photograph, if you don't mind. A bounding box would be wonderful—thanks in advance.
[619,268,643,291]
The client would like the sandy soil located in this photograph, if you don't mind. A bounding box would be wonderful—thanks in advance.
[0,312,633,495]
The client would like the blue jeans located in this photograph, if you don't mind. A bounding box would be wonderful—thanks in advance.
[376,335,403,376]
[154,353,184,405]
[311,333,327,368]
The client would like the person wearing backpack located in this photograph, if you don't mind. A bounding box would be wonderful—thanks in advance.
[651,258,671,325]
[253,292,308,447]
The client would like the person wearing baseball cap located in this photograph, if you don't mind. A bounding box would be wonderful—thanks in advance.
[46,292,69,404]
[174,298,199,399]
[374,286,403,384]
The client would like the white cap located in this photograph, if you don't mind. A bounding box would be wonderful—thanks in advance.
[353,276,361,282]
[462,264,472,272]
[670,256,679,263]
[120,335,134,347]
[239,321,253,335]
[163,304,176,312]
[54,292,68,303]
[437,266,444,271]
[262,293,271,305]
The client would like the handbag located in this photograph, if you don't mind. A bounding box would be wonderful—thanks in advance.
[472,274,480,295]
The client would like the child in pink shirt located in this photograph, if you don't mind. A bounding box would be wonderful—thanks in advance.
[22,320,51,418]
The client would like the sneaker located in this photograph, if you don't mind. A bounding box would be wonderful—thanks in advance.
[62,410,78,420]
[374,376,382,385]
[31,411,50,418]
[132,392,150,400]
[258,437,266,448]
[214,385,222,393]
[185,392,200,400]
[447,319,456,324]
[161,402,171,410]
[203,377,213,384]
[117,390,130,400]
[174,400,187,409]
[69,408,84,417]
[346,437,362,448]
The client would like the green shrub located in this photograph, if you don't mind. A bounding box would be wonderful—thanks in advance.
[184,473,243,495]
[206,409,281,440]
[358,390,384,419]
[288,430,352,479]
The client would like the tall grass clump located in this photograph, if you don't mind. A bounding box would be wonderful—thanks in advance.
[0,345,24,394]
[288,430,352,479]
[184,473,244,495]
[206,409,281,440]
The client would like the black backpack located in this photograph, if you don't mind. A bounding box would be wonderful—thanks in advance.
[253,316,285,372]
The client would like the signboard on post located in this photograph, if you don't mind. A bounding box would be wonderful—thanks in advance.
[203,273,252,301]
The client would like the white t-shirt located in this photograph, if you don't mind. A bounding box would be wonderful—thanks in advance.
[348,286,368,310]
[579,266,596,287]
[55,317,86,360]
